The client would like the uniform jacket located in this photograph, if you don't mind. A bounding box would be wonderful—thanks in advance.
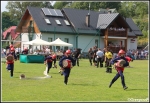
[110,56,129,72]
[59,55,75,68]
[6,52,17,64]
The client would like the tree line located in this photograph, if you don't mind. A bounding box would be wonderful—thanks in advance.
[2,1,148,46]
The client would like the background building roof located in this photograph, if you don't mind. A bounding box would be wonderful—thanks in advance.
[125,18,143,36]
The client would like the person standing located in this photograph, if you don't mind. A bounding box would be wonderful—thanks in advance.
[104,48,113,73]
[109,49,129,90]
[43,53,56,77]
[74,48,81,66]
[6,47,17,77]
[93,46,98,66]
[59,49,75,85]
[103,48,107,67]
[88,48,94,66]
[96,48,104,68]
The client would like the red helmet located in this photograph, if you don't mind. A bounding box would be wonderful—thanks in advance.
[118,49,125,54]
[10,44,13,48]
[66,49,71,54]
[52,54,56,59]
[10,47,15,51]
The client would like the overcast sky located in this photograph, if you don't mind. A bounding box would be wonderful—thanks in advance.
[1,1,56,12]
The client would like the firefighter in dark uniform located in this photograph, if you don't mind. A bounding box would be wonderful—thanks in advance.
[88,48,94,66]
[74,48,81,66]
[109,49,129,90]
[44,54,56,77]
[59,49,75,85]
[104,48,113,73]
[93,46,98,66]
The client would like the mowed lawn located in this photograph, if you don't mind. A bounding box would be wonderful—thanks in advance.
[1,59,149,102]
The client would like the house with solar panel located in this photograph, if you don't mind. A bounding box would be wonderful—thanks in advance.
[15,6,143,53]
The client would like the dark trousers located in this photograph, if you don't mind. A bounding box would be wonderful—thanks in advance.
[97,58,103,68]
[63,68,71,84]
[47,63,52,73]
[106,58,112,73]
[75,58,79,66]
[7,63,14,77]
[89,57,93,66]
[110,70,126,87]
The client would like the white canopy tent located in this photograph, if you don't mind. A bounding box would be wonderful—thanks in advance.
[49,38,73,47]
[23,38,52,45]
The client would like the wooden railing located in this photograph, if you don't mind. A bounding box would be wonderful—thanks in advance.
[108,29,127,37]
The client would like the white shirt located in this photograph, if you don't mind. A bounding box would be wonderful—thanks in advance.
[96,50,104,58]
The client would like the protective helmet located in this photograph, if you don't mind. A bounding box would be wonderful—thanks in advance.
[66,49,71,54]
[52,54,56,59]
[10,44,13,48]
[118,49,125,54]
[10,47,15,51]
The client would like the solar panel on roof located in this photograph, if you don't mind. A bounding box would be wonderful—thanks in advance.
[55,9,63,17]
[41,8,50,16]
[48,9,57,16]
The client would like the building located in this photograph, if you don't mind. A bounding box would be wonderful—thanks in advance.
[14,6,143,53]
[2,26,20,47]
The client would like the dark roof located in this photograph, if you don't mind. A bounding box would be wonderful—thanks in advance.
[27,6,75,33]
[125,18,143,36]
[97,13,119,29]
[62,8,101,34]
[128,31,136,36]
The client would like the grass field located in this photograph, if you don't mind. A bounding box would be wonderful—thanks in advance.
[1,59,149,102]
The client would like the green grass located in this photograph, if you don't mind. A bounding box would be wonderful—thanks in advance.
[1,59,149,102]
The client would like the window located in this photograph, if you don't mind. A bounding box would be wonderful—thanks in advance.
[48,38,52,49]
[45,19,51,24]
[64,38,69,43]
[95,39,98,47]
[64,20,70,25]
[64,38,69,50]
[30,20,33,27]
[55,20,61,25]
[56,38,61,51]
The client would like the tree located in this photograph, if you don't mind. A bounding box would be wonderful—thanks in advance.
[69,2,121,11]
[5,1,53,22]
[2,11,17,31]
[53,1,68,9]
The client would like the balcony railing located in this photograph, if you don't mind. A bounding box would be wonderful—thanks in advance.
[108,28,127,37]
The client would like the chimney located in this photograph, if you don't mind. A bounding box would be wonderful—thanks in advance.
[86,13,90,27]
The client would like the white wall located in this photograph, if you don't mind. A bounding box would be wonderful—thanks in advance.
[20,33,138,53]
[21,33,41,51]
[127,38,137,50]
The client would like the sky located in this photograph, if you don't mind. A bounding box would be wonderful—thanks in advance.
[1,1,56,12]
[1,1,8,12]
